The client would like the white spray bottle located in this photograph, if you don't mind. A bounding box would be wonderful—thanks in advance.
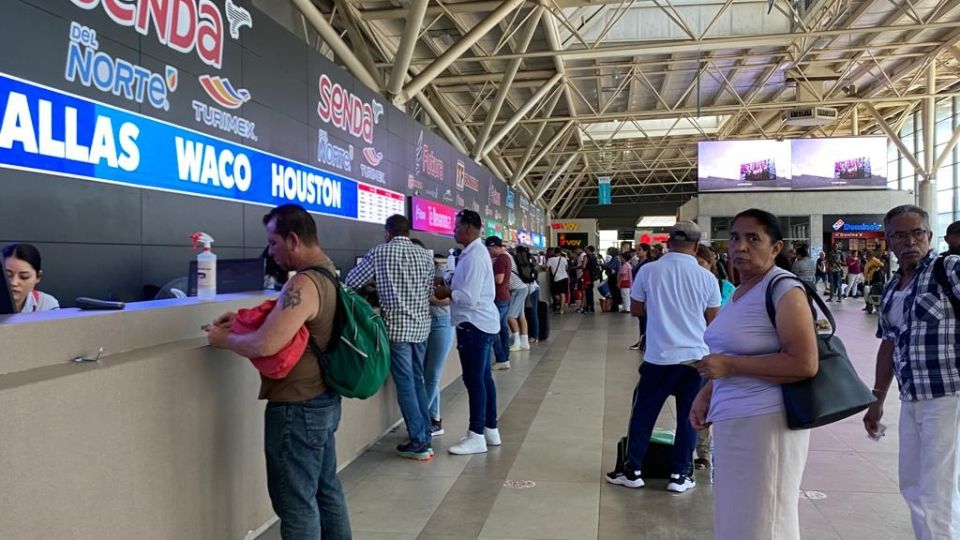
[191,232,217,300]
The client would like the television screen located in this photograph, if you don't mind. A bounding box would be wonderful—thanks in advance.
[791,137,887,189]
[697,140,792,191]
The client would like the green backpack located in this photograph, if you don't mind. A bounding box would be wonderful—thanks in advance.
[306,266,390,399]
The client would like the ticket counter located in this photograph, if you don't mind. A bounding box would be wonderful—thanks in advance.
[0,294,462,539]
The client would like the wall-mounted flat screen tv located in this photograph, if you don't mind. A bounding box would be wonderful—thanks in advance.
[698,140,792,191]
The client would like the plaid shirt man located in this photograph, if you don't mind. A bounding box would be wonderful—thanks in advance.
[345,236,434,343]
[877,250,960,401]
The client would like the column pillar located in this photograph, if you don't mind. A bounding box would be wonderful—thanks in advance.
[919,63,938,231]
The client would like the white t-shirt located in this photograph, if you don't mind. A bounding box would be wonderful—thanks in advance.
[704,266,803,423]
[630,252,721,364]
[508,255,526,291]
[21,290,60,313]
[547,256,568,282]
[887,287,910,329]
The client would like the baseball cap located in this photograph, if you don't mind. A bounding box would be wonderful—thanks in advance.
[947,220,960,235]
[668,220,702,242]
[485,236,503,247]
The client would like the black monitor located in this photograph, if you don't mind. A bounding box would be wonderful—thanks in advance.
[187,258,266,297]
[0,254,17,315]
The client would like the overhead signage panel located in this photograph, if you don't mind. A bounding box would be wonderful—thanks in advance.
[0,71,408,222]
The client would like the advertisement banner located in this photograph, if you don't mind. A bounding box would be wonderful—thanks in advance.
[410,196,457,236]
[697,140,792,191]
[0,72,407,223]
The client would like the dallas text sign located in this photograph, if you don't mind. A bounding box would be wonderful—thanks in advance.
[0,72,406,223]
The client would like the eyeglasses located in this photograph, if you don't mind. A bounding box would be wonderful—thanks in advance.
[889,229,930,242]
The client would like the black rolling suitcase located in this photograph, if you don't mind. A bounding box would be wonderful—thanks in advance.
[537,300,549,341]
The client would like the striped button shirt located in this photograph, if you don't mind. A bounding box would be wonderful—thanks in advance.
[877,250,960,401]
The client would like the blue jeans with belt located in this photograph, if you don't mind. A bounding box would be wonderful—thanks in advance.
[456,322,498,434]
[493,300,510,363]
[265,390,352,540]
[424,316,454,420]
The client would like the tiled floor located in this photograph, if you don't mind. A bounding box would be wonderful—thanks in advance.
[263,296,913,539]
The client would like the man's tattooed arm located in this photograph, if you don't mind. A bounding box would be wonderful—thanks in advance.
[281,287,302,310]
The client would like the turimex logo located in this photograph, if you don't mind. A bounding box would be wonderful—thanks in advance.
[199,75,250,109]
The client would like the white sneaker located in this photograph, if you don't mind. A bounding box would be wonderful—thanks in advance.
[493,361,511,370]
[449,431,488,455]
[509,343,522,352]
[666,474,696,493]
[520,336,530,350]
[484,427,502,446]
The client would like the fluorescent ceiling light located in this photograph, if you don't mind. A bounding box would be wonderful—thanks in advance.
[637,216,677,227]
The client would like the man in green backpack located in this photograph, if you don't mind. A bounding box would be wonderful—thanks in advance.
[346,214,436,461]
[205,204,351,540]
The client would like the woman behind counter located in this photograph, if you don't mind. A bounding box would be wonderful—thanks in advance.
[2,243,60,313]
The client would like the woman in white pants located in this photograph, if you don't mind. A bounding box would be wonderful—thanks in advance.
[691,209,819,540]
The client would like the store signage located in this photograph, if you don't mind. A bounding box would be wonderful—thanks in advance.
[415,130,444,181]
[557,232,588,248]
[551,222,580,231]
[69,0,244,69]
[316,128,353,173]
[833,218,882,232]
[455,160,479,191]
[65,22,176,111]
[0,71,407,223]
[410,196,456,236]
[505,187,515,209]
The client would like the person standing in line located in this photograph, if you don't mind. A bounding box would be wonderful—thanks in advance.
[604,247,623,312]
[546,247,569,314]
[582,245,602,313]
[506,247,531,352]
[814,251,829,291]
[346,215,435,460]
[827,247,845,302]
[487,236,513,370]
[864,205,960,540]
[433,210,503,455]
[606,221,721,493]
[205,204,351,539]
[691,209,818,540]
[519,245,542,343]
[629,243,653,351]
[862,250,886,313]
[846,249,864,298]
[618,251,633,313]
[791,245,817,291]
[411,239,455,438]
[944,220,960,255]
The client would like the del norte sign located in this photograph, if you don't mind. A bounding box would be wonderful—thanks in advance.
[0,72,399,222]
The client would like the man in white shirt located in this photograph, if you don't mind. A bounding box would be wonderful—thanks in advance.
[434,210,503,455]
[606,221,721,493]
[546,248,569,314]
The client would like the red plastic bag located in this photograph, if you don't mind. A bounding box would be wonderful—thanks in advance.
[231,299,308,379]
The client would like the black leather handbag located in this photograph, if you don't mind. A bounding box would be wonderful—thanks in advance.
[765,275,876,430]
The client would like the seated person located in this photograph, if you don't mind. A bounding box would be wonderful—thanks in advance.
[2,243,59,313]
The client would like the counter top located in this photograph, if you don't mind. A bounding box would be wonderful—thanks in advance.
[0,292,276,376]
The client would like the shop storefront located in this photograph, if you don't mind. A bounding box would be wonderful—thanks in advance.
[823,215,887,253]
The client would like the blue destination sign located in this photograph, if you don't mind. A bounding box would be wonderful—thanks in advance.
[0,72,409,222]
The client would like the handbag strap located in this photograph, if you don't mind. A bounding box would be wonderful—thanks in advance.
[765,273,837,338]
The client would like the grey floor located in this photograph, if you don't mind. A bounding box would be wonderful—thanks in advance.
[264,296,913,539]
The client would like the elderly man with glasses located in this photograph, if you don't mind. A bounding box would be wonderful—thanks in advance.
[864,205,960,540]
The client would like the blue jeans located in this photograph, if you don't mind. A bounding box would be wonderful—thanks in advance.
[456,323,498,435]
[527,287,540,340]
[424,316,454,420]
[625,362,701,476]
[389,340,432,445]
[493,300,510,363]
[829,272,843,300]
[264,391,351,540]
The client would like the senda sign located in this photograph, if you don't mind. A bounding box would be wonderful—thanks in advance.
[410,196,457,236]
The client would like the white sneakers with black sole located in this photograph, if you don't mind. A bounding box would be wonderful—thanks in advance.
[605,469,645,489]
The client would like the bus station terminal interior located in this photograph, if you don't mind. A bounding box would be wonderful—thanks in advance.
[2,0,960,538]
